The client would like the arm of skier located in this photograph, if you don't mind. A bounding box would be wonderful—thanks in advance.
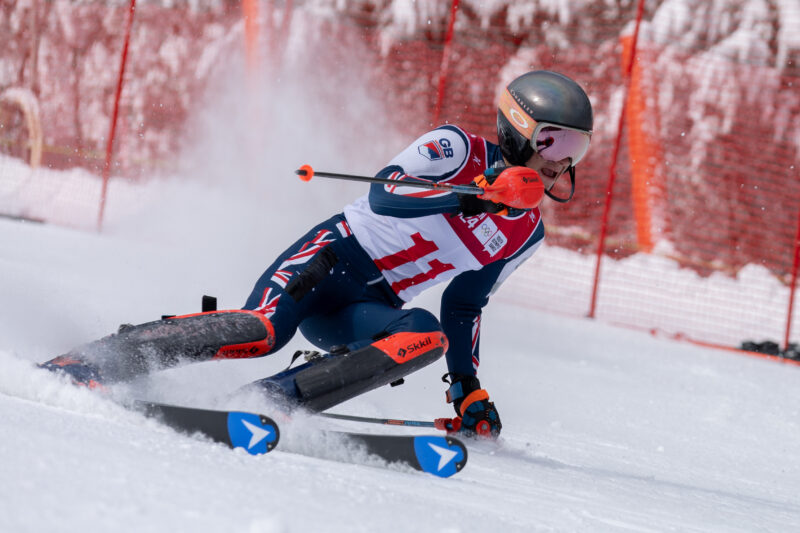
[368,125,490,217]
[368,126,545,218]
[436,263,504,438]
[367,165,463,217]
[436,231,544,438]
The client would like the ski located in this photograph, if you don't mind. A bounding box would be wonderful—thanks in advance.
[134,400,280,455]
[135,401,466,476]
[325,431,468,478]
[39,360,466,475]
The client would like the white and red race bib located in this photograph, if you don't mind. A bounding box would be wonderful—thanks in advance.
[344,126,542,302]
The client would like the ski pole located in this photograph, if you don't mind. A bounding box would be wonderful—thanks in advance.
[296,164,484,196]
[319,411,438,429]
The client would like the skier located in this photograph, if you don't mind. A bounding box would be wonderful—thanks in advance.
[41,70,593,439]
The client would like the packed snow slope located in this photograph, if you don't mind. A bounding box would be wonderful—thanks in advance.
[1,179,800,533]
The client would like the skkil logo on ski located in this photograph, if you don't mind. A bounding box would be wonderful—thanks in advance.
[227,412,279,454]
[413,436,467,478]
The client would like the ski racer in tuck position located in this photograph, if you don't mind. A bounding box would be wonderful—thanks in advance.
[41,70,593,439]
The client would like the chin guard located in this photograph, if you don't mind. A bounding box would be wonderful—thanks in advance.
[544,166,576,203]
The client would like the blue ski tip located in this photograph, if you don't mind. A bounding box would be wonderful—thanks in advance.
[227,412,279,454]
[413,436,467,478]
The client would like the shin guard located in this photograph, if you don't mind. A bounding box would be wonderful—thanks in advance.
[255,331,448,412]
[45,310,275,384]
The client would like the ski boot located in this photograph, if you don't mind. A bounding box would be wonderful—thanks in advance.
[250,330,448,412]
[39,355,106,390]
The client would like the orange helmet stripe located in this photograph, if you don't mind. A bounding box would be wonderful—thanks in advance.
[498,87,537,141]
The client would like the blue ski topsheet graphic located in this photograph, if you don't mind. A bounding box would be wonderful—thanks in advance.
[227,412,280,454]
[413,436,467,477]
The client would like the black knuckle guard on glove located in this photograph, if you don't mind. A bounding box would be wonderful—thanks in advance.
[458,194,506,216]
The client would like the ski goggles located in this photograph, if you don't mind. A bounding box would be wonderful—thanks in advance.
[533,125,591,165]
[498,88,591,165]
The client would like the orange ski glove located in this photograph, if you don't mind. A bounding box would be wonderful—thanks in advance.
[435,374,502,439]
[474,166,544,210]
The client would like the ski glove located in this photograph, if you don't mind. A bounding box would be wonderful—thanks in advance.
[478,166,544,209]
[458,167,511,216]
[435,374,502,439]
[458,166,544,216]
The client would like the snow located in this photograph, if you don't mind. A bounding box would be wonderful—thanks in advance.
[1,168,800,532]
